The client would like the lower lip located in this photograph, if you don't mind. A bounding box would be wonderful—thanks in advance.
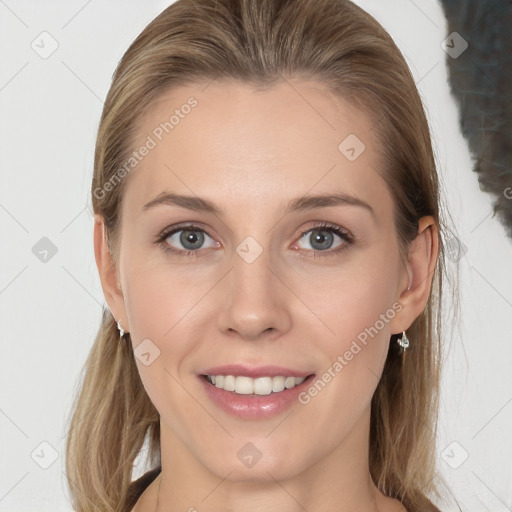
[199,374,315,419]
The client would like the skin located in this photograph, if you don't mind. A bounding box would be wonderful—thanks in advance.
[94,78,438,512]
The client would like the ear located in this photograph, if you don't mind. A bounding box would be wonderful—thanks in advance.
[391,215,439,334]
[93,214,129,333]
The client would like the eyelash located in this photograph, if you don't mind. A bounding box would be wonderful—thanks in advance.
[154,222,354,259]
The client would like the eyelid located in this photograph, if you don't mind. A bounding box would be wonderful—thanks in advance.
[291,222,354,252]
[155,221,355,256]
[155,222,214,241]
[155,223,218,252]
[296,221,353,241]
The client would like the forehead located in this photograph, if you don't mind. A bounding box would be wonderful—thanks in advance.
[122,79,392,221]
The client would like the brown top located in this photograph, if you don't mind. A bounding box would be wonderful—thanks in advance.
[123,466,161,512]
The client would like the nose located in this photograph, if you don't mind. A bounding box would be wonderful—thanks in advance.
[216,245,292,341]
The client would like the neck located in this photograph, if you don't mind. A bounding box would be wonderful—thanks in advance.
[153,412,388,512]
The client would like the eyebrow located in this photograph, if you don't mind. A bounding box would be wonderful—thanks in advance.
[142,191,375,218]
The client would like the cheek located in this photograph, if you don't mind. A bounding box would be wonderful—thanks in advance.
[121,253,209,344]
[120,255,218,393]
[123,273,173,338]
[305,247,400,351]
[120,262,203,428]
[300,248,399,405]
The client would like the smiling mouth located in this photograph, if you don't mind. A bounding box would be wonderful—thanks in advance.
[201,374,315,395]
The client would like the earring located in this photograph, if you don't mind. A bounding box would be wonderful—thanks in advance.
[117,319,125,339]
[397,330,409,352]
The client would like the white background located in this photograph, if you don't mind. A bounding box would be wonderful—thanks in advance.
[1,1,511,510]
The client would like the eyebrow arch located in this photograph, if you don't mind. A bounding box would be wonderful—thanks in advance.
[142,191,375,218]
[288,193,375,218]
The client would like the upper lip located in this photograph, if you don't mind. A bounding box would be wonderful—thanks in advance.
[200,364,314,379]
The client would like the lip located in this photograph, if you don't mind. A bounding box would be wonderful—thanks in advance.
[198,371,316,419]
[200,364,312,379]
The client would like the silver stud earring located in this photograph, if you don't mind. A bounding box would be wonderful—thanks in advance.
[117,319,125,339]
[397,330,409,352]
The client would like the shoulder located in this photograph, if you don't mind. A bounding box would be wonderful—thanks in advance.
[123,466,162,512]
[375,493,409,512]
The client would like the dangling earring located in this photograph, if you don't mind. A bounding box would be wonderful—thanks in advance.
[117,319,126,339]
[397,330,409,352]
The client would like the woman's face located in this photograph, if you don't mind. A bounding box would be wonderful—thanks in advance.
[106,79,414,481]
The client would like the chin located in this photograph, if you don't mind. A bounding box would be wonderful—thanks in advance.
[196,441,312,484]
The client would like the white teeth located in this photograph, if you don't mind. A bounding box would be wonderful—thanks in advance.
[223,375,236,391]
[285,376,296,389]
[206,374,308,395]
[235,376,254,394]
[272,376,285,392]
[253,377,273,395]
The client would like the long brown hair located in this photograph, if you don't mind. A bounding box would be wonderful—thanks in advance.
[65,0,459,510]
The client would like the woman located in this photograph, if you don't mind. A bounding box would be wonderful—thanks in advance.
[65,0,456,510]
